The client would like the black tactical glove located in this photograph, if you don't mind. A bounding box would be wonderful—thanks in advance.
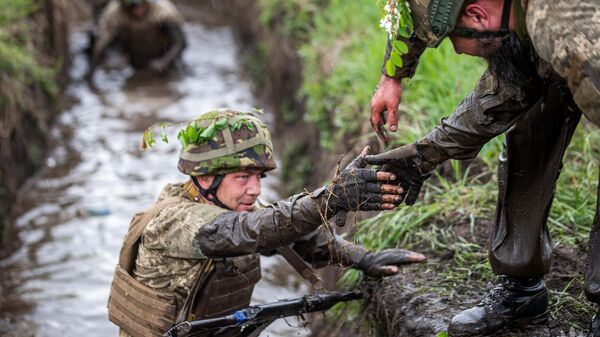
[317,147,403,215]
[590,310,600,337]
[365,142,438,205]
[358,248,426,277]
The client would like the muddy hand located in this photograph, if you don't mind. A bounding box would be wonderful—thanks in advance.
[358,248,426,277]
[365,143,435,206]
[370,76,403,144]
[325,146,404,214]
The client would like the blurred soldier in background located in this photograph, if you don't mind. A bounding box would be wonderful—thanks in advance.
[108,109,426,337]
[86,0,186,81]
[368,0,599,335]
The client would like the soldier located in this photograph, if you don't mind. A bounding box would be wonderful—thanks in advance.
[108,109,426,337]
[86,0,186,82]
[368,0,599,335]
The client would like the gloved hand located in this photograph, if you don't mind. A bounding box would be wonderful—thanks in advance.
[358,248,427,277]
[365,142,437,205]
[319,146,404,215]
[589,310,600,337]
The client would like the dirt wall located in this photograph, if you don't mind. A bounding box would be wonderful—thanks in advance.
[0,0,70,256]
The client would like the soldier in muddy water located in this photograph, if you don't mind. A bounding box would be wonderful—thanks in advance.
[368,0,600,335]
[86,0,187,82]
[107,109,426,337]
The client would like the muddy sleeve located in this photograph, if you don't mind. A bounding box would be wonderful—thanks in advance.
[156,20,186,67]
[420,71,538,161]
[195,193,329,258]
[381,35,427,79]
[289,227,367,268]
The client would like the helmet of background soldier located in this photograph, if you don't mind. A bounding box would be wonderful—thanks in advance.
[177,109,277,177]
[407,0,469,47]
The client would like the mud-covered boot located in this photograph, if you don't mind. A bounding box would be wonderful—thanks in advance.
[589,310,600,337]
[448,276,548,336]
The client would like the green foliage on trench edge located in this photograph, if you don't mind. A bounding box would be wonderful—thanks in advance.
[0,0,58,110]
[257,0,599,331]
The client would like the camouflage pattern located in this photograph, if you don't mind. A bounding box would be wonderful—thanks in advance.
[526,0,600,127]
[383,0,600,126]
[177,110,276,176]
[132,183,228,308]
[94,0,183,65]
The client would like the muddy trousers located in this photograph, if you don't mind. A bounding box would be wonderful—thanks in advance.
[489,80,600,303]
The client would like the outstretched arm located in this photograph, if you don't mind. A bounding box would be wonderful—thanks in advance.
[290,227,426,277]
[367,71,541,204]
[196,147,404,257]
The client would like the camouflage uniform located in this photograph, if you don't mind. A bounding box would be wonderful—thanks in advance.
[91,0,185,70]
[383,0,600,301]
[119,182,367,337]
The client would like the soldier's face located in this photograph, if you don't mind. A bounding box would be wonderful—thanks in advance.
[215,170,263,212]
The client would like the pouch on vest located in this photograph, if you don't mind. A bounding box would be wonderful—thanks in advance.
[108,197,182,337]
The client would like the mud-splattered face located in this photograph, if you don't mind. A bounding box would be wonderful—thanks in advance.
[214,169,264,212]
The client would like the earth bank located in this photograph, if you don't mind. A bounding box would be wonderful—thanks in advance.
[0,0,71,257]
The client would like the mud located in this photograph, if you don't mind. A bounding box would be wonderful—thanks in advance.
[367,219,595,337]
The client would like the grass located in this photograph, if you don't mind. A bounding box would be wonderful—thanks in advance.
[255,0,600,331]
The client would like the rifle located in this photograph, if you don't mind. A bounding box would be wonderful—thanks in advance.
[163,291,363,337]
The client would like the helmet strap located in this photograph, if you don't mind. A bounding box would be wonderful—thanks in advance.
[192,175,231,210]
[452,0,513,39]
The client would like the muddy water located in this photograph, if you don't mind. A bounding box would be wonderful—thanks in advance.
[0,19,308,337]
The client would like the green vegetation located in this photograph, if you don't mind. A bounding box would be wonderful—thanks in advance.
[0,0,58,110]
[256,0,599,330]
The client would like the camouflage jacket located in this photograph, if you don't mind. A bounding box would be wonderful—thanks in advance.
[384,0,599,127]
[119,182,365,336]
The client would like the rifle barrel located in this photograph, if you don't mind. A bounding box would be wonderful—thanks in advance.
[168,291,362,336]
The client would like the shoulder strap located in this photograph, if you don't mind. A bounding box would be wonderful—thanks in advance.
[276,246,324,290]
[119,196,182,270]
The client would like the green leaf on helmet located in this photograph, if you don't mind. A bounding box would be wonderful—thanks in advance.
[230,121,241,131]
[177,129,187,148]
[385,59,396,77]
[200,122,216,140]
[215,118,228,128]
[142,127,156,149]
[246,122,255,131]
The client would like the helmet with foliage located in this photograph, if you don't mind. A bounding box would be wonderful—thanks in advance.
[408,0,511,47]
[177,109,276,176]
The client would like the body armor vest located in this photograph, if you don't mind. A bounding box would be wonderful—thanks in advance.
[108,195,262,337]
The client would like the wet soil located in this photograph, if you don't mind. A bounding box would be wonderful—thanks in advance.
[366,219,594,337]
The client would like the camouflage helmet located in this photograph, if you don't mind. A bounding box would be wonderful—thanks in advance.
[409,0,514,48]
[177,109,276,176]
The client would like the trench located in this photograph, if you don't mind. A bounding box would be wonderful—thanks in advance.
[0,11,309,337]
